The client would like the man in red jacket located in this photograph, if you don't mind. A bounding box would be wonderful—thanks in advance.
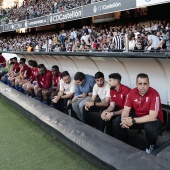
[34,64,52,102]
[115,73,164,154]
[42,65,61,105]
[0,53,7,78]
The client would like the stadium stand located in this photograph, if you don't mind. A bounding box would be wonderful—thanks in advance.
[0,20,170,52]
[0,0,104,24]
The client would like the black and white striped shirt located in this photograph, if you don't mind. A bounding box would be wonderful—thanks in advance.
[113,35,122,49]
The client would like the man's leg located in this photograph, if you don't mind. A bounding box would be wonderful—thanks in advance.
[50,91,58,107]
[105,118,115,136]
[42,89,55,105]
[144,120,163,149]
[93,107,108,132]
[105,106,122,136]
[8,77,15,87]
[15,77,21,90]
[63,98,71,114]
[83,105,99,126]
[72,98,85,121]
[27,83,35,97]
[37,88,43,102]
[18,80,27,93]
[22,83,28,93]
[114,115,128,143]
[78,96,91,121]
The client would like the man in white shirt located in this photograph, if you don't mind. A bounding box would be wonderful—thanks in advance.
[83,71,110,131]
[51,71,76,113]
[145,32,160,51]
[81,32,90,45]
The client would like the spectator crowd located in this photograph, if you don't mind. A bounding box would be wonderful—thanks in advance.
[0,0,103,24]
[0,20,170,52]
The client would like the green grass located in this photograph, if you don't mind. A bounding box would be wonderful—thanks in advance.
[0,98,101,170]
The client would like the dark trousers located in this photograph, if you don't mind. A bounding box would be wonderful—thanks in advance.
[52,98,70,114]
[0,71,7,79]
[83,106,107,132]
[114,112,163,147]
[105,117,115,137]
[105,106,122,137]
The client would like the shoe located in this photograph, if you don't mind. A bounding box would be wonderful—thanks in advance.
[146,145,154,154]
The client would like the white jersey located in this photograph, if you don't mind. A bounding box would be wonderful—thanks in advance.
[59,78,76,94]
[92,81,110,102]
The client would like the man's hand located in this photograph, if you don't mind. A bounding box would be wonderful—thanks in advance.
[120,118,129,128]
[101,111,107,120]
[67,100,72,106]
[85,101,94,110]
[52,95,60,103]
[104,112,114,121]
[120,117,133,128]
[124,117,133,127]
[81,93,88,98]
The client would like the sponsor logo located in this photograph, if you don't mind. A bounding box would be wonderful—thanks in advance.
[4,22,22,31]
[26,19,47,27]
[25,21,28,28]
[50,16,53,23]
[146,97,148,102]
[29,19,47,26]
[93,2,121,13]
[93,6,97,13]
[11,25,14,29]
[50,10,82,23]
[134,99,138,102]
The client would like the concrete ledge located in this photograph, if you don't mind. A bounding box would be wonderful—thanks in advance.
[157,145,170,161]
[0,82,170,170]
[4,51,170,58]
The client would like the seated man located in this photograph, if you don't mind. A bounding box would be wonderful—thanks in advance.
[51,71,75,113]
[26,64,46,98]
[42,65,61,105]
[115,73,164,154]
[15,61,32,92]
[83,71,110,131]
[22,60,38,96]
[100,73,131,136]
[1,61,19,84]
[0,52,7,79]
[69,72,95,121]
[34,64,52,102]
[8,58,26,87]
